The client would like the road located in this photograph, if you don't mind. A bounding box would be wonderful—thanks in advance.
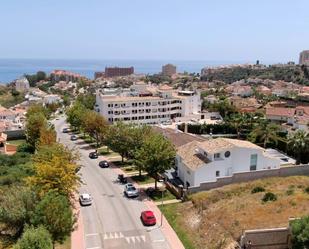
[54,116,171,249]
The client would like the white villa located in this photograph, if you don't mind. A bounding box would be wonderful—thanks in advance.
[176,138,283,188]
[95,83,201,124]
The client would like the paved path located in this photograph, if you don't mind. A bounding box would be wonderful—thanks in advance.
[53,117,183,249]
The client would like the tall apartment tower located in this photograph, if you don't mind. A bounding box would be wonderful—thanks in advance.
[299,50,309,66]
[162,64,177,76]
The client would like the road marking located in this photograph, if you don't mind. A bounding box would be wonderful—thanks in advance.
[85,233,99,237]
[141,235,146,242]
[119,232,124,238]
[125,237,131,244]
[86,247,101,249]
[135,236,141,242]
[130,236,136,243]
[153,239,165,242]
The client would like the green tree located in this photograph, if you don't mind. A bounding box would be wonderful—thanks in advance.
[76,93,96,110]
[31,192,75,247]
[226,113,247,138]
[105,122,134,162]
[288,130,309,164]
[0,186,37,237]
[66,102,86,130]
[82,111,108,147]
[249,121,282,148]
[25,113,48,149]
[135,133,176,189]
[14,226,53,249]
[26,104,50,119]
[291,216,309,249]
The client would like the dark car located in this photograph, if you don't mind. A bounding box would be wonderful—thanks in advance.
[89,151,98,159]
[140,210,156,226]
[99,160,109,168]
[62,128,69,133]
[70,135,78,141]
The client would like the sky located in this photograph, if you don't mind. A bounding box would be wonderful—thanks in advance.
[0,0,308,62]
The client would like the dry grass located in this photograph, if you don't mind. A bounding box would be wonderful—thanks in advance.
[162,176,309,249]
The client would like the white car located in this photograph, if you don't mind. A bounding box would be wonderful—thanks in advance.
[79,193,92,206]
[124,183,139,198]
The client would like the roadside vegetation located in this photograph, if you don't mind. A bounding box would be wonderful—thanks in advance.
[66,100,176,189]
[160,176,309,249]
[0,104,80,249]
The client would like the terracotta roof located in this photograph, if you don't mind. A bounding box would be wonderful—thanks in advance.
[159,84,173,91]
[0,106,15,116]
[266,107,295,118]
[152,127,206,148]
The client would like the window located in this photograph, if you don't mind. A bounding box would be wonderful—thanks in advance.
[250,154,258,171]
[214,153,221,159]
[216,171,220,177]
[224,151,231,158]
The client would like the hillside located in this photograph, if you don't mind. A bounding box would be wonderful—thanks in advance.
[160,176,309,249]
[201,65,309,85]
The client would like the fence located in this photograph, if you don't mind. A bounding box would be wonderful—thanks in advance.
[188,164,309,194]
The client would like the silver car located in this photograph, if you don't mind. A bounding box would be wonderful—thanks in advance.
[79,193,92,206]
[124,183,139,198]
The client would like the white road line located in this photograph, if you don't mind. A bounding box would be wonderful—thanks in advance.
[85,233,99,237]
[141,235,146,242]
[130,236,136,243]
[119,232,124,238]
[86,247,101,249]
[153,239,165,243]
[125,237,131,244]
[135,236,141,242]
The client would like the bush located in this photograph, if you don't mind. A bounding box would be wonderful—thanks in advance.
[262,192,277,202]
[304,187,309,194]
[14,226,52,249]
[251,186,265,194]
[286,189,295,196]
[291,216,309,249]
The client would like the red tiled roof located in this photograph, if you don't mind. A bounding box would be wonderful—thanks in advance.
[265,107,295,117]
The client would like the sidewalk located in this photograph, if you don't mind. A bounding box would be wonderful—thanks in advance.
[71,197,85,249]
[108,157,185,249]
[154,199,182,205]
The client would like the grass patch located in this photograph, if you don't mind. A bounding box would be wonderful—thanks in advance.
[131,175,155,185]
[122,166,138,173]
[97,146,120,157]
[112,160,134,167]
[7,139,26,146]
[159,203,196,249]
[55,236,71,249]
[150,189,176,202]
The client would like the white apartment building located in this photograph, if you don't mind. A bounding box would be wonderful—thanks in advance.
[95,83,201,124]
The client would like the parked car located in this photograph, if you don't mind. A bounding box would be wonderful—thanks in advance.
[140,210,156,226]
[79,193,92,206]
[99,160,109,168]
[62,128,69,133]
[70,135,78,141]
[124,183,139,198]
[89,151,98,159]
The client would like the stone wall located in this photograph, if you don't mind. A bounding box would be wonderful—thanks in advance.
[188,164,309,194]
[240,227,291,249]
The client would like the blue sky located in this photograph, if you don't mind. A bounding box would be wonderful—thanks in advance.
[0,0,308,62]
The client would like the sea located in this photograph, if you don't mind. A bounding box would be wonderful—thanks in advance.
[0,58,252,84]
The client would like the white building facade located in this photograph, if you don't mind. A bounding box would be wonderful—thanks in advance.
[95,83,201,124]
[176,138,281,188]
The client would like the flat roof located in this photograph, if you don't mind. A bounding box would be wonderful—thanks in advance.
[264,149,296,165]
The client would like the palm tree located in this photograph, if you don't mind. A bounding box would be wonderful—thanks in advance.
[227,113,247,138]
[249,121,282,148]
[288,130,309,164]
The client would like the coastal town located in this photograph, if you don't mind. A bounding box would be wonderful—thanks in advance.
[0,49,309,249]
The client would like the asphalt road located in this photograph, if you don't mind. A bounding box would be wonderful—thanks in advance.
[54,116,170,249]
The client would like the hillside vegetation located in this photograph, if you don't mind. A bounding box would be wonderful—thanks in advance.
[161,176,309,249]
[201,65,309,85]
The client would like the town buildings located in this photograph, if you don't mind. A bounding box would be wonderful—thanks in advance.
[95,67,134,79]
[50,70,82,82]
[299,50,309,66]
[95,83,201,124]
[15,77,30,92]
[176,138,282,187]
[162,64,177,76]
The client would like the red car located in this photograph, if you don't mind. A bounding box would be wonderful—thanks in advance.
[141,210,156,226]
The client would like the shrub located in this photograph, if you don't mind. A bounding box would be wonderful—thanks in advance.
[286,189,295,196]
[14,226,52,249]
[304,187,309,194]
[262,192,277,202]
[291,216,309,249]
[251,186,265,194]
